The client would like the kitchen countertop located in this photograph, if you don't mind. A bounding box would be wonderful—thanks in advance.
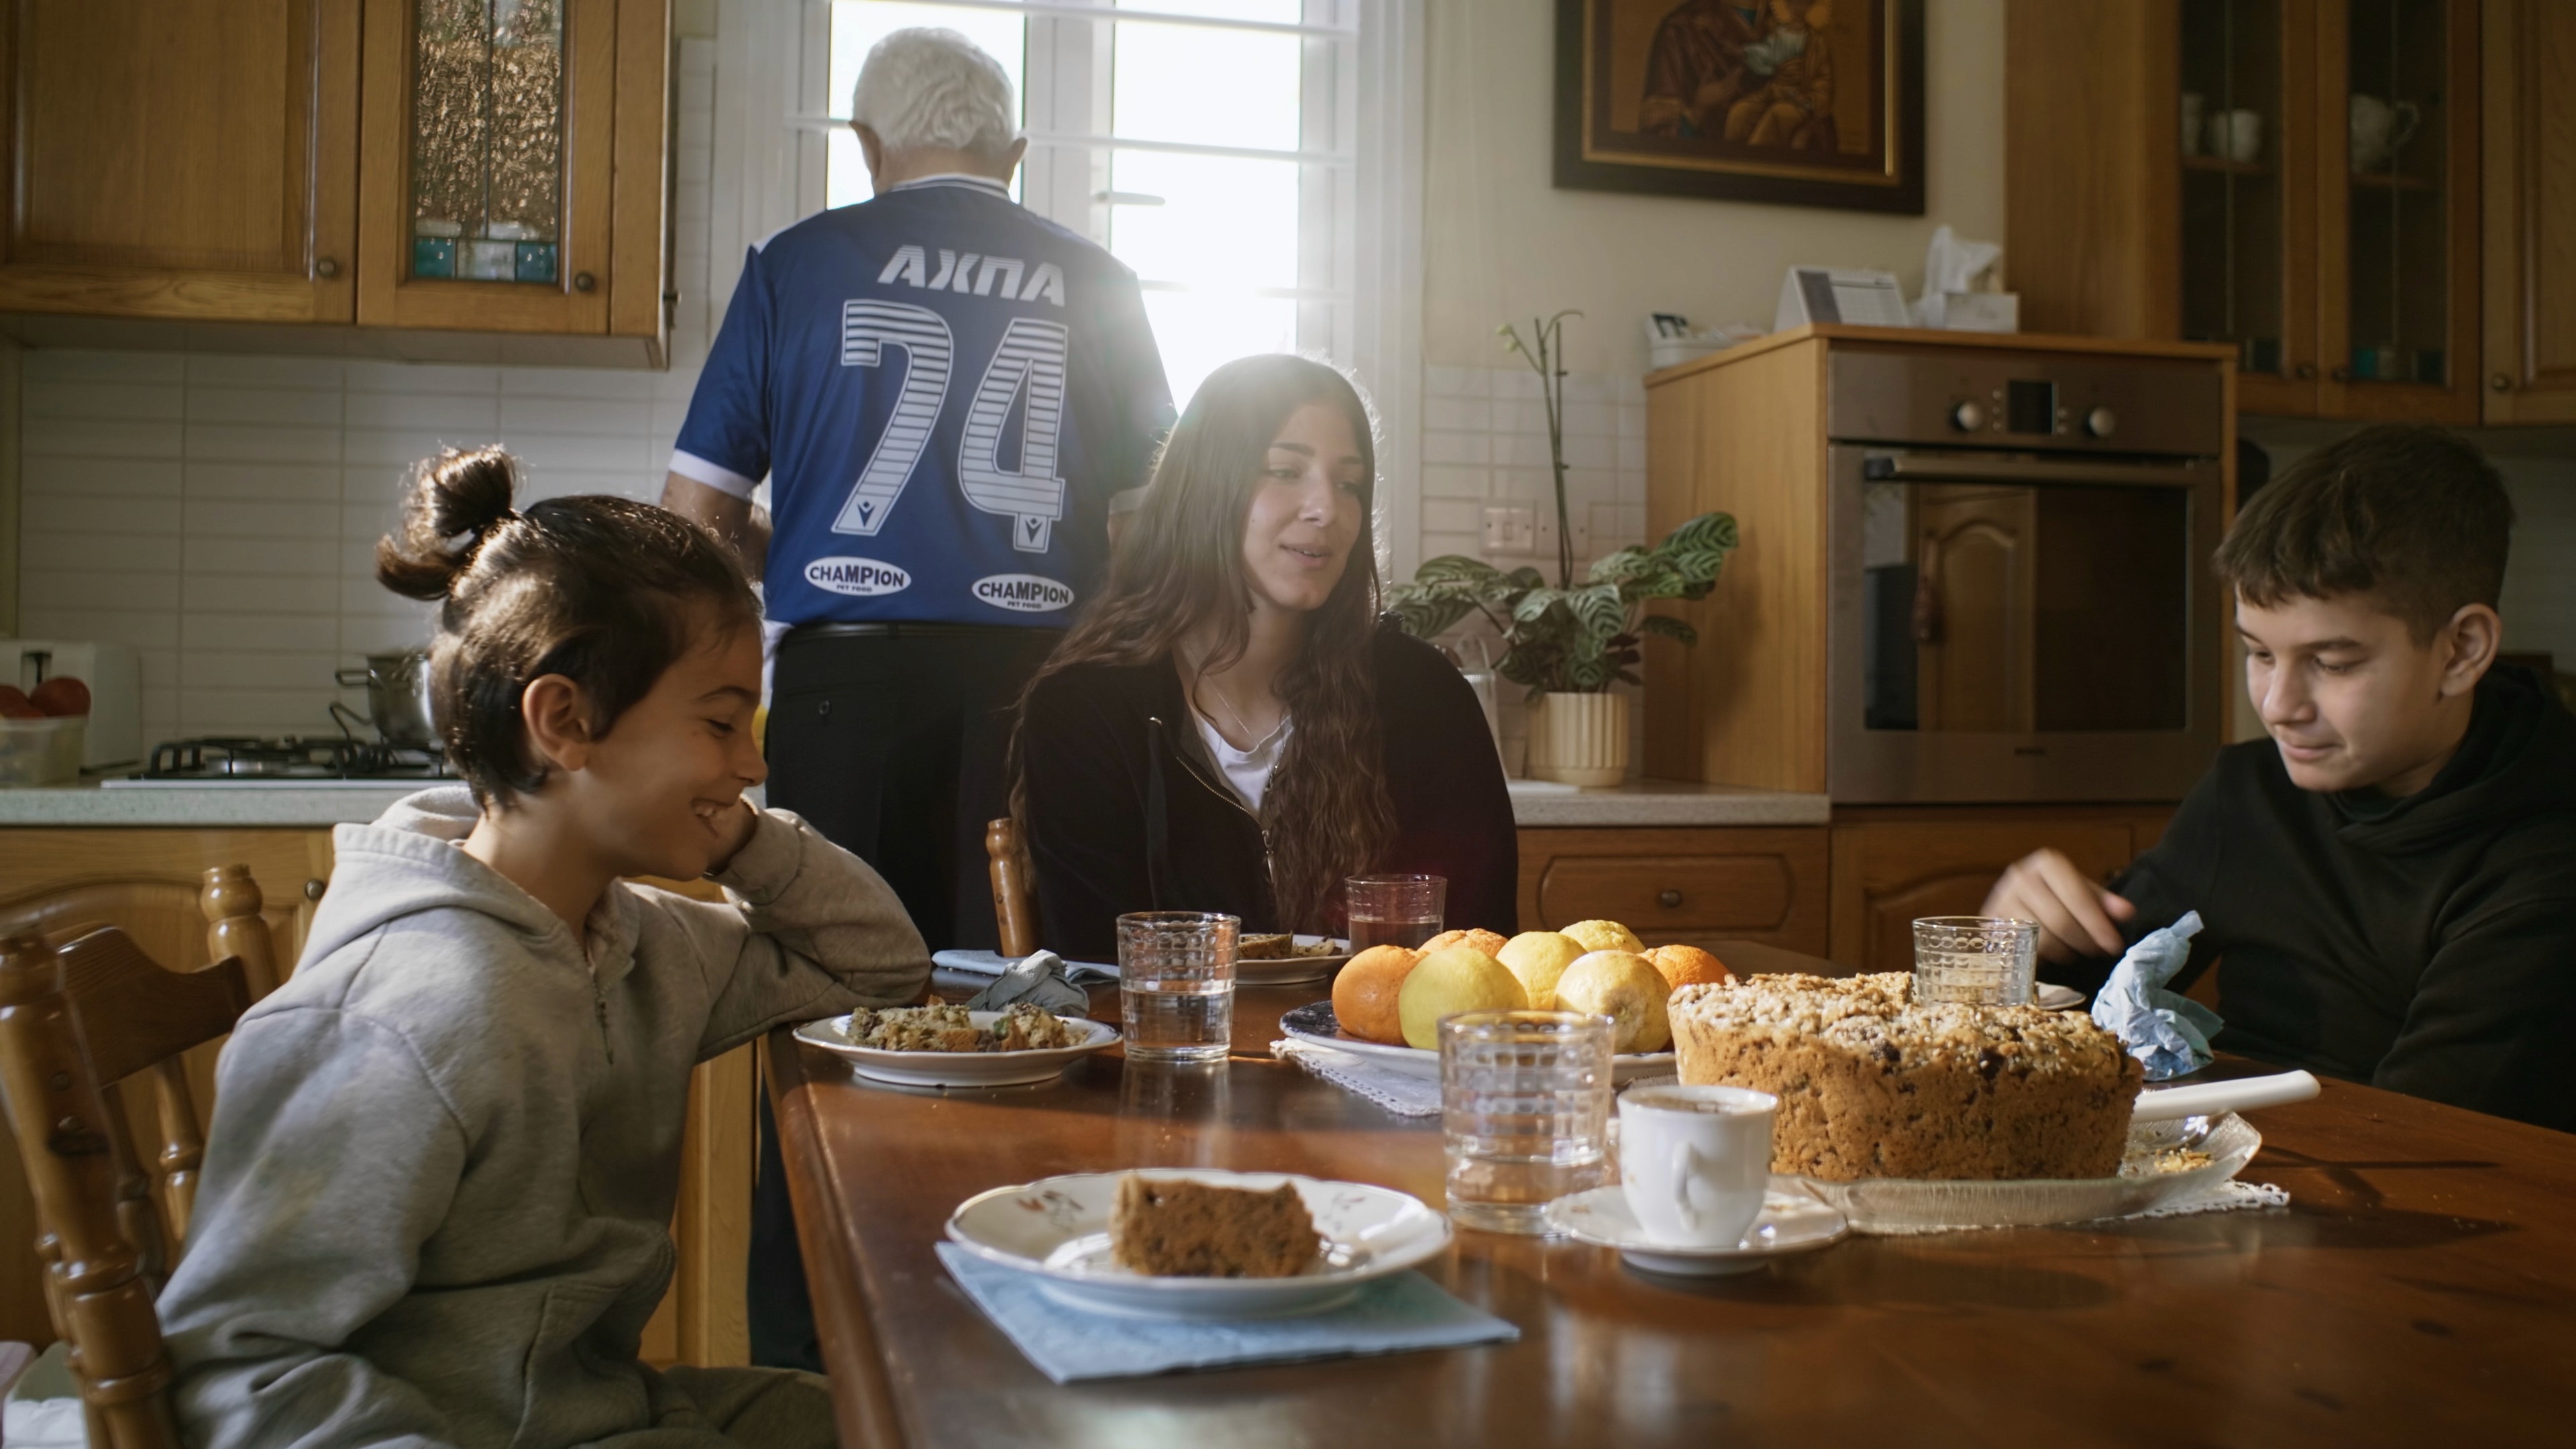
[0,777,1832,829]
[1505,777,1828,826]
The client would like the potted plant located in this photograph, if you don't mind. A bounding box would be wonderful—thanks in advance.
[1390,313,1737,785]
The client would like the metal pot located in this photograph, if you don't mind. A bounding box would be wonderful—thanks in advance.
[335,651,437,750]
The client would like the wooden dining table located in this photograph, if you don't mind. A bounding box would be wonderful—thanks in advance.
[767,943,2576,1446]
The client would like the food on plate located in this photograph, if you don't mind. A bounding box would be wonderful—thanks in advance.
[1330,945,1420,1045]
[1395,946,1527,1049]
[844,1002,1085,1053]
[1243,932,1342,960]
[0,687,40,720]
[1560,918,1646,956]
[1110,1173,1320,1277]
[1552,950,1672,1053]
[28,677,89,718]
[1421,927,1509,958]
[1646,943,1735,991]
[1669,973,2144,1181]
[1495,930,1586,1010]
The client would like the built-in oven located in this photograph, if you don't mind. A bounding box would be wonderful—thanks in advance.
[1826,347,2229,802]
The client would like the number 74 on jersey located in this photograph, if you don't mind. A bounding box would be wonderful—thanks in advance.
[833,299,1069,554]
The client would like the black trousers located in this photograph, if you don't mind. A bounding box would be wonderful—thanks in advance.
[749,624,1060,1372]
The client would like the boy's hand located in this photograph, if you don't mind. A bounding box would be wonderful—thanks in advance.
[705,797,761,877]
[1983,849,2137,963]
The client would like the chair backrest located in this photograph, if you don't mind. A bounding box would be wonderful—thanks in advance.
[985,817,1040,958]
[0,870,266,1449]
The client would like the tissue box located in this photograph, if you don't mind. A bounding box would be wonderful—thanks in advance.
[1927,291,2020,332]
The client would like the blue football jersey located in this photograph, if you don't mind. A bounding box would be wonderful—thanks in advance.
[672,176,1171,628]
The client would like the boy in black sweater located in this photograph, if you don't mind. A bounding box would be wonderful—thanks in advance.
[1986,425,2576,1132]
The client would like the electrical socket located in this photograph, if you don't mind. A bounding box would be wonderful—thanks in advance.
[1482,505,1536,554]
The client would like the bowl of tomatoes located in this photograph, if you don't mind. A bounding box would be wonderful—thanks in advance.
[0,676,89,786]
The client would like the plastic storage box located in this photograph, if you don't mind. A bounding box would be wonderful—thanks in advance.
[0,716,84,786]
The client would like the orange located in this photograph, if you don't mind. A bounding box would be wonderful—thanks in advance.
[1331,945,1421,1044]
[1646,943,1735,991]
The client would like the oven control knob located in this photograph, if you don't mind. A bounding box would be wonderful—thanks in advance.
[2084,406,2118,438]
[1949,400,1986,432]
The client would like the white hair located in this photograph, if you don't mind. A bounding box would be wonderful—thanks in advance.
[851,28,1019,158]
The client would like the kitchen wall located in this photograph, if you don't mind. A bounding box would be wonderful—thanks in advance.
[9,40,722,750]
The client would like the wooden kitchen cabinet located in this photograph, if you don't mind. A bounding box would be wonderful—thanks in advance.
[2478,0,2576,421]
[357,0,669,350]
[1826,806,2174,973]
[1517,828,1831,957]
[2008,0,2485,424]
[0,828,747,1368]
[0,0,361,324]
[0,0,667,358]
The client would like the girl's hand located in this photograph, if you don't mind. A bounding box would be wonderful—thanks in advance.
[705,797,762,877]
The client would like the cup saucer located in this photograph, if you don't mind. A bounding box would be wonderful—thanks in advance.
[1544,1178,1849,1276]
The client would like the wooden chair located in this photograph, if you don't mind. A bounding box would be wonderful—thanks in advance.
[985,817,1040,957]
[0,914,256,1449]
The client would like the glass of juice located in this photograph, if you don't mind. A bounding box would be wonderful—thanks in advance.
[1345,874,1446,953]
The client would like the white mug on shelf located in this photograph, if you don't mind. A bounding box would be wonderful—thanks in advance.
[2208,109,2263,164]
[2349,94,2421,172]
[1617,1083,1776,1247]
[2180,92,2205,156]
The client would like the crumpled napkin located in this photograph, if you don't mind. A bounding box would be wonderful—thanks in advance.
[2090,911,2223,1081]
[957,950,1093,1016]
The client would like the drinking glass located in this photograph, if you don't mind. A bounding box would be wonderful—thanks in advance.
[1438,1010,1613,1234]
[1912,916,2039,1006]
[1346,874,1446,953]
[1118,912,1238,1063]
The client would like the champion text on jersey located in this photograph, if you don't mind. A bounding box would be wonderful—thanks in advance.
[972,574,1075,612]
[804,557,914,596]
[876,246,1067,307]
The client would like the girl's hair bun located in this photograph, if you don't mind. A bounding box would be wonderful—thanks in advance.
[376,445,523,600]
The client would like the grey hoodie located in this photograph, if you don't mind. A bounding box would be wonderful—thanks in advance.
[158,788,929,1448]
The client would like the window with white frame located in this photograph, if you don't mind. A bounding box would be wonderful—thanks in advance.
[792,1,1366,414]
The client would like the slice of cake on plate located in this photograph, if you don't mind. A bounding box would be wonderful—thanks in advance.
[1670,972,2144,1181]
[1110,1175,1321,1277]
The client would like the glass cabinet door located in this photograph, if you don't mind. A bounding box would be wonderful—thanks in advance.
[358,0,618,334]
[2326,0,2480,420]
[2178,0,2317,411]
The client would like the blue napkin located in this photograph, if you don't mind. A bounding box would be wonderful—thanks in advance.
[936,1244,1518,1383]
[948,950,1095,1016]
[933,947,1119,984]
[2090,910,2223,1081]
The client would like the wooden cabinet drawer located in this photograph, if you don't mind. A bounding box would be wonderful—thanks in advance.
[1517,827,1829,955]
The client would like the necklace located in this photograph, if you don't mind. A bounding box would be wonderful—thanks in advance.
[1193,674,1276,748]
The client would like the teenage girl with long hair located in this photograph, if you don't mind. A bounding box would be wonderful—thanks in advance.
[1014,354,1516,957]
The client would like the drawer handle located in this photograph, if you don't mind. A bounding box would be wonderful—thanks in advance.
[1658,889,1684,908]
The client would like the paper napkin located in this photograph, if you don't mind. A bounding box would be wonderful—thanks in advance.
[2090,911,2223,1081]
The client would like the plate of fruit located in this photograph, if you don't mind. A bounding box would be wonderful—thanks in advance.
[1277,920,1731,1083]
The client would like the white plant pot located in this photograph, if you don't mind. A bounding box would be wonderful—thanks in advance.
[1527,691,1628,788]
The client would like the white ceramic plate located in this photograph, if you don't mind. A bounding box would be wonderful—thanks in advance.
[2035,982,2084,1011]
[1237,934,1352,987]
[1546,1179,1849,1275]
[1277,1001,1679,1085]
[794,1011,1120,1087]
[1794,1113,2264,1232]
[944,1169,1454,1320]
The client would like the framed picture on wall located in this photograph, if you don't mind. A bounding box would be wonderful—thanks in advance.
[1555,0,1926,214]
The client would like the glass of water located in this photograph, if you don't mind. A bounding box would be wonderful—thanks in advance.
[1118,912,1239,1063]
[1346,873,1446,953]
[1438,1010,1613,1234]
[1912,916,2040,1006]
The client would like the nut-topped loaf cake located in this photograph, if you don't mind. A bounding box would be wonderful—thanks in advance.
[1110,1175,1321,1277]
[1669,973,2143,1181]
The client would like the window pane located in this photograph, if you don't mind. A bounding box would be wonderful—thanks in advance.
[827,2,1026,207]
[1144,292,1297,413]
[1106,150,1297,290]
[1118,0,1304,22]
[1112,21,1301,152]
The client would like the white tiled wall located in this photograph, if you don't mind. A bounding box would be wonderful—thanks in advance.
[10,42,721,751]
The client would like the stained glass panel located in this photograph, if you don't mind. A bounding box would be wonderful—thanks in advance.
[410,0,565,284]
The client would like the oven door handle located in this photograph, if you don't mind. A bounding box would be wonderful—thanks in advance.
[1862,454,2210,488]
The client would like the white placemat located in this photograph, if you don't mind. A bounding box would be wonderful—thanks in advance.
[1272,1038,1443,1117]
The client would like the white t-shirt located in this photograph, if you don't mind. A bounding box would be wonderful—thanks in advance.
[1194,711,1292,814]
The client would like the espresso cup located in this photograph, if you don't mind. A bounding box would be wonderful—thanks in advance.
[1617,1083,1776,1247]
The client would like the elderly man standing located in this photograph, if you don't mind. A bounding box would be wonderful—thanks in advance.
[661,28,1170,1371]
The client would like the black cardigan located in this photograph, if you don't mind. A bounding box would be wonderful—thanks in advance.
[1018,621,1518,961]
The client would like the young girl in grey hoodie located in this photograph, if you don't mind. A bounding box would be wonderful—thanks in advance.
[157,447,929,1448]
